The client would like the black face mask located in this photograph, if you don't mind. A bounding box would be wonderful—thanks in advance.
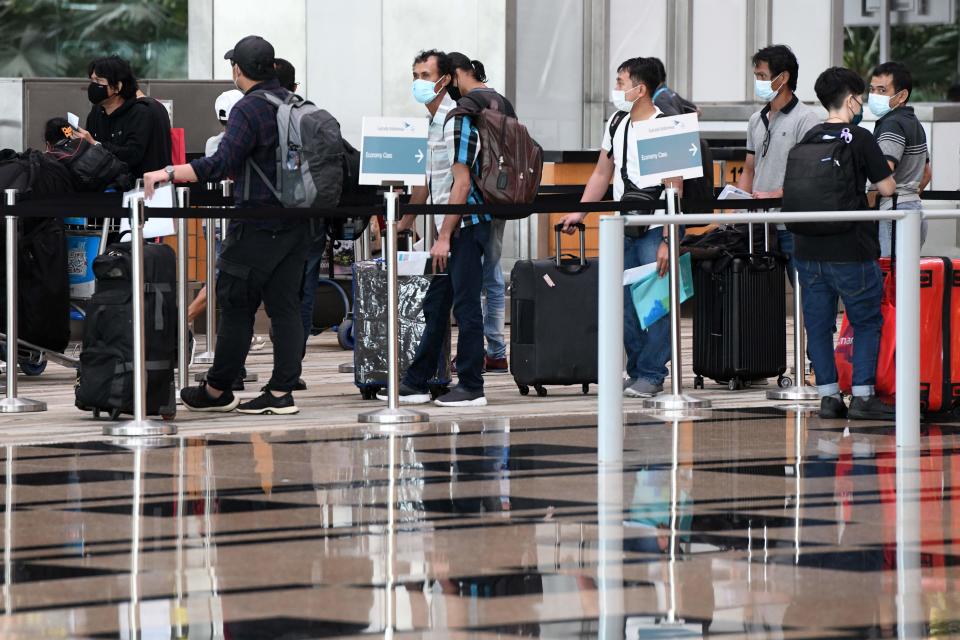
[447,83,462,101]
[87,82,110,105]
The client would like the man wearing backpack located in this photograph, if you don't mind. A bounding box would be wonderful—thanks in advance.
[868,61,932,257]
[782,67,896,421]
[559,57,682,399]
[144,35,310,416]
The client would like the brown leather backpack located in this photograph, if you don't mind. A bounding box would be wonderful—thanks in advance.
[445,92,543,208]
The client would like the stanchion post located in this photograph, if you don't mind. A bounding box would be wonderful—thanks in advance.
[176,188,191,397]
[598,216,625,464]
[0,189,46,413]
[643,187,711,412]
[768,267,818,402]
[895,213,921,448]
[194,211,218,364]
[103,196,175,437]
[424,214,436,251]
[359,189,428,426]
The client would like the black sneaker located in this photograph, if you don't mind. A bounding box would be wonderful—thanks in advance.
[237,391,299,415]
[181,382,238,413]
[262,378,308,393]
[819,395,847,420]
[435,385,487,407]
[848,395,895,421]
[376,383,431,405]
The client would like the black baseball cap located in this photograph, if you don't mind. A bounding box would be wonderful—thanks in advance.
[224,36,275,73]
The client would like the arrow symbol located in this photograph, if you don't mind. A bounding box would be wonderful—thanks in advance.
[689,144,698,157]
[415,149,425,164]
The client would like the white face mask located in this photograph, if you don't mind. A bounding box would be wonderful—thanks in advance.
[754,73,783,102]
[611,83,642,112]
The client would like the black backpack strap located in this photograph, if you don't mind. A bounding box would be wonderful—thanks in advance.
[606,111,629,160]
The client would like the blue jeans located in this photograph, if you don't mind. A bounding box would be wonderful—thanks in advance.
[482,218,507,359]
[777,228,796,282]
[879,200,928,258]
[299,225,328,350]
[624,227,673,385]
[794,259,883,398]
[405,223,490,391]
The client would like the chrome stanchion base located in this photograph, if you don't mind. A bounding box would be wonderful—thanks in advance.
[193,352,215,365]
[642,393,712,411]
[358,407,430,425]
[103,420,177,437]
[338,362,354,374]
[767,385,819,401]
[0,397,46,413]
[774,403,820,414]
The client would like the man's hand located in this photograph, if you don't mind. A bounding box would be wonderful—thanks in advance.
[143,169,168,199]
[656,239,669,277]
[559,212,585,235]
[753,189,783,199]
[74,127,96,146]
[431,235,451,273]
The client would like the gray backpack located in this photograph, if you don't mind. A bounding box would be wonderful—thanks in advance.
[245,91,345,211]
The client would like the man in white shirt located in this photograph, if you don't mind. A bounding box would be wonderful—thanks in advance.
[560,57,681,399]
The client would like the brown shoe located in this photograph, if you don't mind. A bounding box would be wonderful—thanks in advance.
[484,356,509,374]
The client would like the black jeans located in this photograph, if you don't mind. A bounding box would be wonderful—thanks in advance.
[206,222,310,393]
[404,222,489,392]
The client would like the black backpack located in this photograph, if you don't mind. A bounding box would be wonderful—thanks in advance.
[0,148,74,199]
[327,139,377,241]
[75,242,177,420]
[47,138,133,192]
[782,128,861,236]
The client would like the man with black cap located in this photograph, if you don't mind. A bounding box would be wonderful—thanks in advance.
[144,35,310,416]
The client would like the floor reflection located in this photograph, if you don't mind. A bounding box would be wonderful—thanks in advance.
[0,411,958,637]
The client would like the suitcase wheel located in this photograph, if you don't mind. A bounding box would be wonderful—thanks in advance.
[518,384,529,396]
[778,375,792,389]
[161,412,176,421]
[360,387,378,401]
[337,319,355,351]
[109,408,122,421]
[92,408,101,420]
[581,384,589,395]
[535,385,548,398]
[694,376,704,390]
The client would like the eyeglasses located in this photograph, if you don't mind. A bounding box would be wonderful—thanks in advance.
[761,127,772,158]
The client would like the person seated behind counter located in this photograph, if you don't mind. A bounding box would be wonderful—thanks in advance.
[74,55,170,179]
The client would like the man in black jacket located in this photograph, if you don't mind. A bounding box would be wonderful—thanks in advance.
[76,56,170,178]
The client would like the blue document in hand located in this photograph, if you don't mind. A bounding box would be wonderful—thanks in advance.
[629,252,694,330]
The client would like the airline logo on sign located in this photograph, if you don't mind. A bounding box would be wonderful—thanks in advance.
[633,112,704,188]
[360,117,428,186]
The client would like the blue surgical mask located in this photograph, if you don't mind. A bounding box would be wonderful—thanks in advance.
[850,97,864,126]
[868,92,894,118]
[611,84,642,112]
[754,73,783,103]
[412,78,442,104]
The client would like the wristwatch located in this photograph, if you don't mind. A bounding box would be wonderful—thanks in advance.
[661,236,669,245]
[164,165,176,183]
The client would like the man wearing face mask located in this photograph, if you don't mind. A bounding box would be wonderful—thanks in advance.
[737,45,820,272]
[559,57,681,399]
[786,67,896,421]
[142,35,311,417]
[868,61,931,257]
[77,56,170,179]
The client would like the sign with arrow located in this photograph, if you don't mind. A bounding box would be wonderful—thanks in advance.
[632,112,704,188]
[359,116,428,186]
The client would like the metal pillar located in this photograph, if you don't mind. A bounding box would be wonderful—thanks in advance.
[597,462,624,640]
[597,216,625,464]
[878,0,891,64]
[895,213,921,448]
[176,188,191,398]
[644,188,711,411]
[768,269,818,402]
[359,190,429,426]
[0,189,45,413]
[103,196,175,437]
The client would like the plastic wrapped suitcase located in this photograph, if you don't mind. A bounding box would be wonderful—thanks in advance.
[352,259,451,400]
[692,246,788,391]
[510,224,597,397]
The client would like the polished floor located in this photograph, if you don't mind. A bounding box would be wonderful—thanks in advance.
[0,407,955,638]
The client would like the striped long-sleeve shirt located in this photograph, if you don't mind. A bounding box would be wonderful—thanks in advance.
[444,108,491,228]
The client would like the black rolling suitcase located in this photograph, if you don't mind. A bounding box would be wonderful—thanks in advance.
[691,228,787,391]
[75,242,178,420]
[510,224,597,397]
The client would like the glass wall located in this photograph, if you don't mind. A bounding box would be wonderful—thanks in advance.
[0,0,188,79]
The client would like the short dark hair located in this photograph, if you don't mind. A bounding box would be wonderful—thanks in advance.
[871,61,913,101]
[814,66,866,111]
[274,58,296,91]
[413,49,452,79]
[447,52,486,82]
[236,61,275,82]
[44,118,72,144]
[752,45,799,92]
[616,57,660,94]
[87,55,139,99]
[649,57,667,87]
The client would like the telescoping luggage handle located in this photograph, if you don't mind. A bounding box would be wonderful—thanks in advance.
[554,223,586,268]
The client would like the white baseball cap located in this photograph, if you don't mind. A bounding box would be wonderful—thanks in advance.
[214,89,244,123]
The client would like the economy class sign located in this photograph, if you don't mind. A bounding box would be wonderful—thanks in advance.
[359,117,429,187]
[633,112,704,188]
